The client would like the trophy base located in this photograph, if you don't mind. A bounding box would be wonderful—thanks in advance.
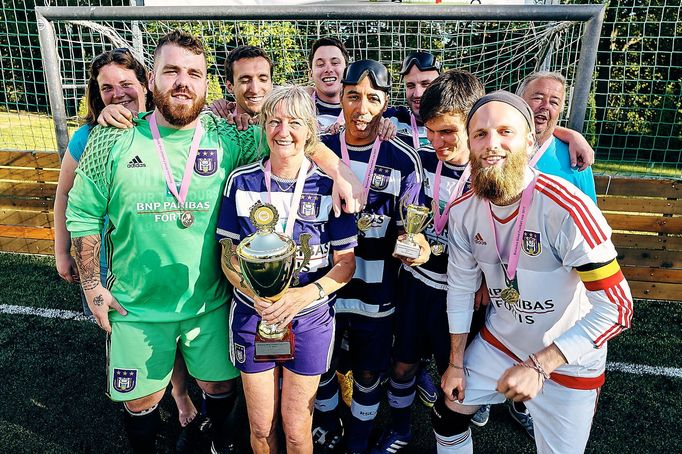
[254,322,295,362]
[394,240,420,259]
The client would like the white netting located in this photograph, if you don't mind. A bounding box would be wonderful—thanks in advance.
[52,17,585,122]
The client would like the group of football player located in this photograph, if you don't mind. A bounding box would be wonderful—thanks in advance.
[56,29,632,454]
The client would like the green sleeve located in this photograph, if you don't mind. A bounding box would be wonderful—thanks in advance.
[200,111,269,172]
[65,126,128,237]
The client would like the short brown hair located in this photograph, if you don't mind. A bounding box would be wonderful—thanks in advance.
[154,29,205,59]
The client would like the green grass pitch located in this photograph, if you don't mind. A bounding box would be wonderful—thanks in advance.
[0,253,680,453]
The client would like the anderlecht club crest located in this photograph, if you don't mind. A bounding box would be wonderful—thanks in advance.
[522,230,542,256]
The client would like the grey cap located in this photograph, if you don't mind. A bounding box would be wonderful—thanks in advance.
[466,90,534,131]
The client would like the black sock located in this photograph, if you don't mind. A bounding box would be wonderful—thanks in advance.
[204,389,237,443]
[123,404,160,454]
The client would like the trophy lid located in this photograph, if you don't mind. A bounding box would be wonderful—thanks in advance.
[238,230,295,262]
[237,202,296,262]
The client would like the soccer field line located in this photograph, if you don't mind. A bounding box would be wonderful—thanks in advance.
[2,303,681,379]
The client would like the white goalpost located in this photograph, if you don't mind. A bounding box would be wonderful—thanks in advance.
[35,3,605,157]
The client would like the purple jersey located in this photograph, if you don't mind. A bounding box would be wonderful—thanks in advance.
[321,134,423,317]
[216,159,358,314]
[384,105,428,149]
[315,97,343,130]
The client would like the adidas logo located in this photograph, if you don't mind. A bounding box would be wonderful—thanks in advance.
[474,233,487,245]
[127,155,146,168]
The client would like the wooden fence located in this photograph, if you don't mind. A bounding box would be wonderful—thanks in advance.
[0,150,679,300]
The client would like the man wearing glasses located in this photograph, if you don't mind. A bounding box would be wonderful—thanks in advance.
[311,59,427,454]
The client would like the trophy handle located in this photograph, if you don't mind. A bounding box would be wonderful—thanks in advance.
[291,233,312,287]
[219,237,246,288]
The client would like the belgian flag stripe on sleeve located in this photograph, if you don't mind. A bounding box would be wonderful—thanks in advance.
[577,260,624,291]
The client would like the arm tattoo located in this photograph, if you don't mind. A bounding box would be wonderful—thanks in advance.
[73,235,102,291]
[93,294,104,307]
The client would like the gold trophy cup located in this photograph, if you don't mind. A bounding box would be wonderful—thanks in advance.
[394,200,432,260]
[220,202,311,361]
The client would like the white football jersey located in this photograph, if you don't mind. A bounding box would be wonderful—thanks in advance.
[447,167,633,382]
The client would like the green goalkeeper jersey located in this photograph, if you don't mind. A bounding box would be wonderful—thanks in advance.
[66,111,265,323]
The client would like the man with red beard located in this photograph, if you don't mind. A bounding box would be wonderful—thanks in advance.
[66,30,363,453]
[433,91,632,453]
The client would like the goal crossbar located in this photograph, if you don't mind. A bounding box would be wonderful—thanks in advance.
[36,4,605,158]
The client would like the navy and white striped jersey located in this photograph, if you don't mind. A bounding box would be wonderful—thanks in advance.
[315,97,343,130]
[384,105,429,149]
[322,134,423,317]
[216,159,358,314]
[403,146,470,290]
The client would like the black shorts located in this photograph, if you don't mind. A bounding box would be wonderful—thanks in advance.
[392,271,451,374]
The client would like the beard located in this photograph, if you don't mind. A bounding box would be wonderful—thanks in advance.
[470,147,528,205]
[152,84,205,127]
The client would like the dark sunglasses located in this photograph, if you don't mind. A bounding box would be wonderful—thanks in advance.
[400,51,442,75]
[342,59,392,92]
[113,47,132,55]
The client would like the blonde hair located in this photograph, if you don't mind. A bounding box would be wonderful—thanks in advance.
[259,85,320,156]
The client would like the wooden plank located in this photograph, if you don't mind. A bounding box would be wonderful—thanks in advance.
[0,237,54,255]
[0,167,60,183]
[598,196,681,215]
[595,176,680,198]
[0,150,61,169]
[0,197,54,210]
[0,209,53,228]
[0,182,57,199]
[628,280,682,301]
[604,213,682,234]
[0,225,54,240]
[612,233,682,251]
[616,248,682,269]
[620,266,682,284]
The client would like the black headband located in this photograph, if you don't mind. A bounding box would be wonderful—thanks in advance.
[466,90,534,131]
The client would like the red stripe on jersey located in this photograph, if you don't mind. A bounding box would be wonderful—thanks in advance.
[594,283,632,346]
[492,206,519,224]
[614,282,634,326]
[583,269,625,291]
[538,174,607,244]
[609,283,633,328]
[536,175,606,248]
[480,327,605,390]
[448,189,475,210]
[595,324,623,347]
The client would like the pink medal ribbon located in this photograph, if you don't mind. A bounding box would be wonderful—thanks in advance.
[264,157,309,237]
[432,161,471,235]
[409,112,420,150]
[340,133,382,199]
[486,173,538,283]
[529,137,552,168]
[149,112,203,226]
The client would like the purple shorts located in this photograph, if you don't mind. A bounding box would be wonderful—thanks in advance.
[229,299,335,375]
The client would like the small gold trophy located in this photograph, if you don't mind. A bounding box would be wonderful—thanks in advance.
[220,202,312,361]
[394,199,432,260]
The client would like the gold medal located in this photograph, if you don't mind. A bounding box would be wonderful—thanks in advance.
[431,243,445,256]
[180,211,194,228]
[500,287,520,304]
[357,213,373,232]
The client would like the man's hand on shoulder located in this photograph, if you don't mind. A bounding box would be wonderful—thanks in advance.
[98,104,135,129]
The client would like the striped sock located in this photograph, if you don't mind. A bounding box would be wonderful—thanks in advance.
[387,376,416,435]
[347,377,382,452]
